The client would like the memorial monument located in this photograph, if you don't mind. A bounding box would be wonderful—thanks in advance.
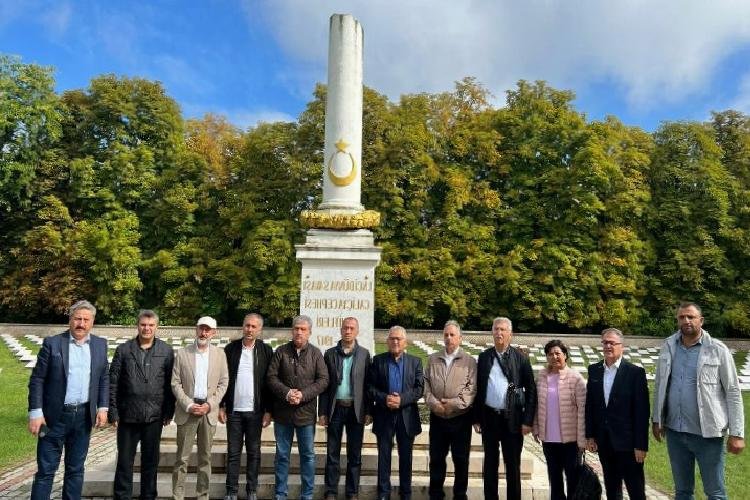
[296,14,381,354]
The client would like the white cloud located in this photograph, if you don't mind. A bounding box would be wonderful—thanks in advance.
[181,102,295,130]
[40,2,72,38]
[253,0,750,111]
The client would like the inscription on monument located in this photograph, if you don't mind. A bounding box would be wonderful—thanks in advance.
[299,271,375,352]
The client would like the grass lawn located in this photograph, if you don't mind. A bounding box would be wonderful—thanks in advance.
[0,340,38,469]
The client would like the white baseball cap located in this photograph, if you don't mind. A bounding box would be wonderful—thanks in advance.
[196,316,217,329]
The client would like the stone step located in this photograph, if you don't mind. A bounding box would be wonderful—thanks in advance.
[82,471,547,499]
[137,444,534,478]
[161,423,485,449]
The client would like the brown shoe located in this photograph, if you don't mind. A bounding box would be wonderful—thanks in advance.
[325,495,336,500]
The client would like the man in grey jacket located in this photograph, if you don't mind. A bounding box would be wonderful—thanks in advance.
[319,317,372,500]
[652,302,745,499]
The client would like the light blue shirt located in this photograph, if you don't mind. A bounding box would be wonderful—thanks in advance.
[64,335,92,405]
[666,338,703,435]
[485,351,509,410]
[335,355,354,400]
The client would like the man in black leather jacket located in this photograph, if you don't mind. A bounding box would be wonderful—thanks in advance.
[219,313,274,500]
[109,309,175,500]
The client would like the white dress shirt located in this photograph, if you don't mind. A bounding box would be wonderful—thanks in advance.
[193,347,210,400]
[485,351,510,410]
[233,343,255,411]
[603,356,622,406]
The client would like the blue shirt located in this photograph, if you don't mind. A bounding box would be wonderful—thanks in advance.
[387,355,405,394]
[335,355,354,400]
[64,335,92,405]
[665,337,702,435]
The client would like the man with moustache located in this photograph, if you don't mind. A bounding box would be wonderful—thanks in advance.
[368,325,424,500]
[424,320,477,500]
[171,316,229,500]
[220,313,274,500]
[474,317,536,500]
[109,309,175,500]
[28,300,110,500]
[585,328,649,500]
[652,302,745,499]
[319,317,372,500]
[267,315,329,500]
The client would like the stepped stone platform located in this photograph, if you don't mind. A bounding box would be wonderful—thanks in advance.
[83,423,549,499]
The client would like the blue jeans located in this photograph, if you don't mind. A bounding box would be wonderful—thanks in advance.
[31,404,91,500]
[274,423,315,500]
[666,429,727,500]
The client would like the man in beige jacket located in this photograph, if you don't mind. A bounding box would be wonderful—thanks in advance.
[424,320,477,500]
[171,316,229,500]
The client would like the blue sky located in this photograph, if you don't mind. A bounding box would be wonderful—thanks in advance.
[4,0,750,132]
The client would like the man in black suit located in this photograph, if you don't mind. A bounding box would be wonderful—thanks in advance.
[474,317,536,500]
[27,300,110,500]
[368,325,424,500]
[585,327,649,500]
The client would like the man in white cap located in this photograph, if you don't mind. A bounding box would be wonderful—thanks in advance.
[171,316,229,500]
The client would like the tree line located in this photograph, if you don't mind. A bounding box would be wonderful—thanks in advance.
[3,54,750,336]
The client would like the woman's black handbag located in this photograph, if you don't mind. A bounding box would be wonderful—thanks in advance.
[571,451,602,500]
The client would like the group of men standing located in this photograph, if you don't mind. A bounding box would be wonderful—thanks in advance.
[26,300,744,500]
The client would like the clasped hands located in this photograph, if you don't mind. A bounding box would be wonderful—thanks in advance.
[286,388,303,406]
[189,403,210,416]
[386,392,401,410]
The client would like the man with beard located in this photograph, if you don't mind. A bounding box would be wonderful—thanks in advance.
[652,302,745,499]
[171,316,229,500]
[319,317,372,500]
[109,309,175,500]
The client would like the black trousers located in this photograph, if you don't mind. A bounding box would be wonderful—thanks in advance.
[113,420,163,500]
[428,412,472,500]
[375,413,415,499]
[324,404,365,498]
[481,407,523,500]
[596,433,645,500]
[542,441,579,500]
[225,410,263,495]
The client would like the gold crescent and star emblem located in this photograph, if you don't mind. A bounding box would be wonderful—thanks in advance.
[327,138,357,187]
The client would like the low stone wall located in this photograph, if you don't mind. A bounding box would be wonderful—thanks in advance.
[3,323,750,350]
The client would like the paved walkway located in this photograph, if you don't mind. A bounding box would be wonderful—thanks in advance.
[0,427,671,499]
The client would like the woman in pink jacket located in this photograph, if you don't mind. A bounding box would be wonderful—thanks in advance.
[533,340,587,499]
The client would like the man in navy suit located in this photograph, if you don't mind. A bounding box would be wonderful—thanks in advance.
[27,300,110,500]
[585,327,649,500]
[368,325,424,500]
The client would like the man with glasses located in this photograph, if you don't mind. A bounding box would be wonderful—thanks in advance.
[652,302,745,499]
[585,328,649,500]
[368,326,424,500]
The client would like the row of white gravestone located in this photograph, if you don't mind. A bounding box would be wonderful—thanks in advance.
[5,331,750,390]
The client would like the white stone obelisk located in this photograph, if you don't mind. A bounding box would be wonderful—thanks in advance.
[319,14,364,212]
[296,14,380,354]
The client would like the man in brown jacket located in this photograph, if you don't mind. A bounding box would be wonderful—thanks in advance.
[267,315,329,500]
[424,320,477,500]
[171,316,229,500]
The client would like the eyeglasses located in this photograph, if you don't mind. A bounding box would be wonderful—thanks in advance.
[387,337,405,342]
[601,341,622,347]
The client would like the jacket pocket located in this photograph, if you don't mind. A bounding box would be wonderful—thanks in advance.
[700,360,720,385]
